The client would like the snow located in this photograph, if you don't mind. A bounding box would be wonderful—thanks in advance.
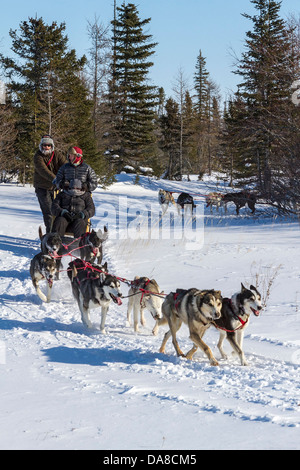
[0,174,299,450]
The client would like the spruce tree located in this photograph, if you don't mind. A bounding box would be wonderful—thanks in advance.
[110,2,158,166]
[230,0,298,196]
[194,50,210,119]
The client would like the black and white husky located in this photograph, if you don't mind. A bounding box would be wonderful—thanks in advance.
[126,276,163,333]
[186,284,262,366]
[176,192,196,215]
[39,226,62,278]
[39,226,62,257]
[79,227,108,265]
[30,252,57,302]
[68,261,122,333]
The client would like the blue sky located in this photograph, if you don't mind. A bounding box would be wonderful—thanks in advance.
[0,0,299,102]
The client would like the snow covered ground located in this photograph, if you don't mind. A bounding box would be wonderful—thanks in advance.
[0,174,299,450]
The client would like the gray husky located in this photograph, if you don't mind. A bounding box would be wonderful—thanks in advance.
[126,276,163,333]
[186,284,262,366]
[69,261,122,333]
[30,252,57,302]
[158,288,222,366]
[158,189,176,215]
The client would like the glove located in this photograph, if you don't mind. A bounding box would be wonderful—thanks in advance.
[61,209,73,223]
[73,211,85,220]
[58,179,69,189]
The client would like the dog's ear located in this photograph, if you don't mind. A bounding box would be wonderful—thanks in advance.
[104,225,108,233]
[250,284,257,292]
[102,262,108,272]
[241,283,247,292]
[214,290,222,299]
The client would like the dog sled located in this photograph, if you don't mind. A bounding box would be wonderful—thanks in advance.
[49,189,92,237]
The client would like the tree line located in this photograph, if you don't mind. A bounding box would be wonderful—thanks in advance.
[0,0,299,211]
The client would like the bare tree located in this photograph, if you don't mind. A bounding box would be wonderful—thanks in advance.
[86,15,111,140]
[172,67,190,179]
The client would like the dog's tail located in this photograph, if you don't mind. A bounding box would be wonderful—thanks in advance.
[38,226,44,241]
[71,265,78,281]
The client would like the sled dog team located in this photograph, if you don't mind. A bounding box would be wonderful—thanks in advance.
[158,189,257,216]
[30,221,262,367]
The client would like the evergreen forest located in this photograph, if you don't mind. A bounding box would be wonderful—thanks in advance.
[0,0,300,212]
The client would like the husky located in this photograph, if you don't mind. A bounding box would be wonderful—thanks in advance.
[158,189,176,215]
[206,192,224,213]
[176,192,196,215]
[79,226,108,265]
[223,191,256,215]
[126,276,164,333]
[67,258,108,282]
[69,262,122,332]
[39,226,62,257]
[38,226,63,278]
[186,284,262,366]
[158,288,222,366]
[30,252,57,303]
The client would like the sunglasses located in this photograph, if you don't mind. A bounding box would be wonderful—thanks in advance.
[42,144,52,147]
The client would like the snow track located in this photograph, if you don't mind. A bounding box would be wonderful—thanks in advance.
[0,178,299,449]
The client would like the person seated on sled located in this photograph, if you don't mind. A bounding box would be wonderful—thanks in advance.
[54,146,98,193]
[51,179,95,238]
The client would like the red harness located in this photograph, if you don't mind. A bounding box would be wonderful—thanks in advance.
[214,298,248,332]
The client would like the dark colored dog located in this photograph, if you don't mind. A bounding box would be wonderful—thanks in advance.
[39,226,62,279]
[223,191,256,215]
[67,258,108,282]
[176,192,196,215]
[68,260,122,332]
[79,227,108,264]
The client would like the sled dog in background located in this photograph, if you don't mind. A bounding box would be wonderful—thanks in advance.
[158,288,222,366]
[68,261,122,333]
[126,276,164,333]
[206,192,224,213]
[186,283,262,366]
[176,192,196,215]
[79,226,108,265]
[223,191,256,215]
[158,189,176,215]
[30,252,57,303]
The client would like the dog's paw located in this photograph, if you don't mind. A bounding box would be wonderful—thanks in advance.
[152,325,159,336]
[210,359,220,366]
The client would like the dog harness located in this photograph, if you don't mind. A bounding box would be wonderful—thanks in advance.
[213,298,248,332]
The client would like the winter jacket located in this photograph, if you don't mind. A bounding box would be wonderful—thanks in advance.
[51,190,95,220]
[54,161,98,192]
[33,150,67,190]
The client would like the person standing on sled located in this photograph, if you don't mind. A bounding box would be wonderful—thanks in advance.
[54,146,98,193]
[51,179,95,238]
[33,135,67,233]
